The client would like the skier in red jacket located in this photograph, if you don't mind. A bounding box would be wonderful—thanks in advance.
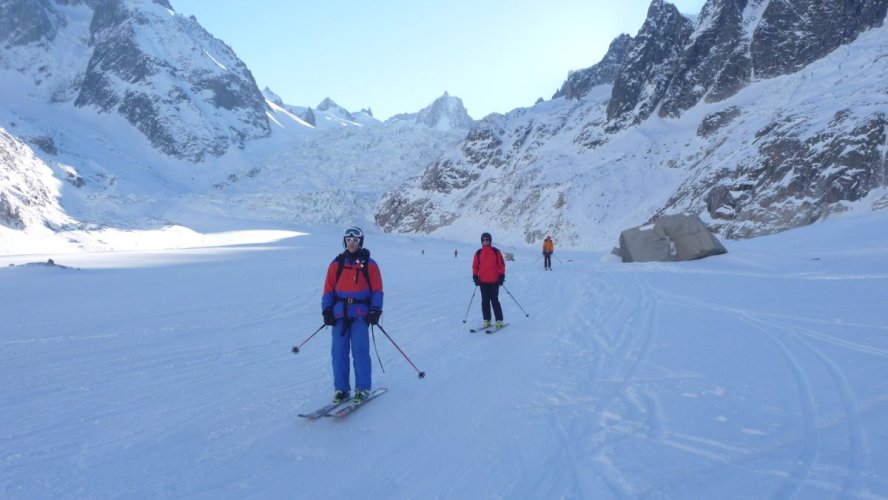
[472,232,505,329]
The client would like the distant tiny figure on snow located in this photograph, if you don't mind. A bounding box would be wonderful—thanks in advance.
[472,232,505,330]
[454,249,458,258]
[542,235,555,270]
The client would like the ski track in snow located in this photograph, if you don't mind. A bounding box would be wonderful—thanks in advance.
[649,283,881,499]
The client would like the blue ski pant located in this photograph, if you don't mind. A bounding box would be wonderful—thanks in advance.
[331,317,371,392]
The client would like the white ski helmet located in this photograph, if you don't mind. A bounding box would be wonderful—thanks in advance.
[343,226,364,248]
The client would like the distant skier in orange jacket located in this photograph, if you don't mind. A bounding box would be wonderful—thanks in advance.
[542,235,554,270]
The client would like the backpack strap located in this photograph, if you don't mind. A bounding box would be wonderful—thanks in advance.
[475,247,500,258]
[334,253,346,288]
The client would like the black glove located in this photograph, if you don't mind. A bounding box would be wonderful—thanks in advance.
[473,275,480,286]
[366,308,382,325]
[497,274,505,286]
[323,308,335,326]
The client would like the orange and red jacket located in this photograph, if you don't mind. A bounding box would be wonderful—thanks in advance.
[322,249,383,319]
[472,246,505,284]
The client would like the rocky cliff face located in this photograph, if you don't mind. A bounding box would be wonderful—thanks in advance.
[2,0,270,162]
[659,0,888,118]
[0,0,66,49]
[611,0,888,124]
[552,34,633,100]
[606,0,694,129]
[72,0,270,161]
[376,0,888,247]
[660,107,888,239]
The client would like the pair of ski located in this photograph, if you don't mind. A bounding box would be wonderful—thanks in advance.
[468,323,509,334]
[298,387,387,419]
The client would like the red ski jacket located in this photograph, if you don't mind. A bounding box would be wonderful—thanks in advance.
[472,246,505,284]
[322,249,384,319]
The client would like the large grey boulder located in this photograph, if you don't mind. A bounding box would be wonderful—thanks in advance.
[618,225,674,262]
[618,214,726,263]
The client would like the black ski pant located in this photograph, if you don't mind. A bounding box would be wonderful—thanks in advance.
[543,252,552,269]
[479,283,503,322]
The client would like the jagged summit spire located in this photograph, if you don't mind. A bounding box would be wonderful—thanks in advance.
[387,92,474,130]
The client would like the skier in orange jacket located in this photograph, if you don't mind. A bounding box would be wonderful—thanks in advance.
[542,235,554,270]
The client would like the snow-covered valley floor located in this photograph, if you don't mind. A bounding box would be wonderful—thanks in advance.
[2,213,887,499]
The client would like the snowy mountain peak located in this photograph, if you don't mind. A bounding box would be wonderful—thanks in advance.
[387,92,474,131]
[262,87,285,107]
[315,97,336,110]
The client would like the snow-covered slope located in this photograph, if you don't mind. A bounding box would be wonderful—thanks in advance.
[0,127,73,232]
[2,210,887,498]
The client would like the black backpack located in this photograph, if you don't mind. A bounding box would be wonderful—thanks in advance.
[333,248,374,293]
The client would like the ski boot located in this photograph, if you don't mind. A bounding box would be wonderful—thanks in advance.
[353,389,370,403]
[332,390,350,404]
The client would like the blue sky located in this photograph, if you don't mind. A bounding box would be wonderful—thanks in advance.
[173,0,707,120]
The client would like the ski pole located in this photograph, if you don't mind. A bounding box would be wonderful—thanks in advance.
[462,286,478,323]
[533,254,541,263]
[501,285,530,317]
[371,327,385,373]
[373,324,426,379]
[291,324,326,354]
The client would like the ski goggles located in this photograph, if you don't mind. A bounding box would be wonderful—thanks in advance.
[344,228,363,238]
